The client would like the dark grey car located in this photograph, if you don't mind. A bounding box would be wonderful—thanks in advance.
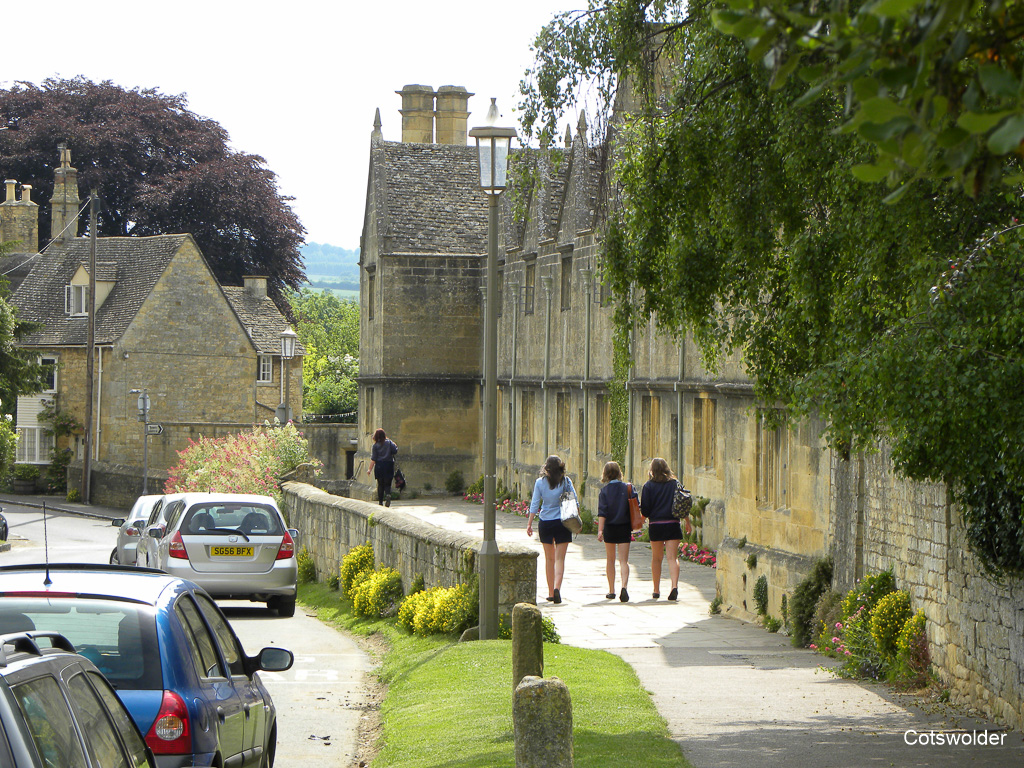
[0,630,157,767]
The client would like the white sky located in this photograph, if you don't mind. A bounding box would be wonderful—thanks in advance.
[2,0,587,249]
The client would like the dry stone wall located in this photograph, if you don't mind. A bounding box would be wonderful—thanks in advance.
[283,482,538,616]
[831,447,1024,731]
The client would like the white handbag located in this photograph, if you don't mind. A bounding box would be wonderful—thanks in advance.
[559,484,583,534]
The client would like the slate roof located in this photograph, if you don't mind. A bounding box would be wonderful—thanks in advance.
[11,235,189,346]
[221,286,305,356]
[0,252,40,294]
[370,142,490,255]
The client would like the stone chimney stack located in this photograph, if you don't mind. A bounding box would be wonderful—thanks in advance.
[50,143,82,244]
[244,275,268,299]
[0,179,39,253]
[434,86,473,145]
[397,84,436,143]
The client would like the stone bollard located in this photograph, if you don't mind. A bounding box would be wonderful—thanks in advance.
[513,675,573,767]
[511,602,543,690]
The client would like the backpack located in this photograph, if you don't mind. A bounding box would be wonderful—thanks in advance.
[672,481,692,520]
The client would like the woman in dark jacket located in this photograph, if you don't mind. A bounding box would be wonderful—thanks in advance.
[367,428,398,506]
[640,457,682,601]
[597,461,633,602]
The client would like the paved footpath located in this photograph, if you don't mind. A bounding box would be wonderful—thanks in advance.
[392,496,1024,768]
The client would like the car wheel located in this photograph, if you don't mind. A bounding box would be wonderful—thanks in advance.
[109,547,119,565]
[276,596,296,618]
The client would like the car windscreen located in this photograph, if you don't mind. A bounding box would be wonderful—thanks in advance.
[0,599,161,691]
[181,503,284,536]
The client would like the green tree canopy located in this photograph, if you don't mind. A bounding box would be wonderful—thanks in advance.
[711,0,1024,198]
[0,77,306,303]
[521,1,1024,574]
[288,289,359,416]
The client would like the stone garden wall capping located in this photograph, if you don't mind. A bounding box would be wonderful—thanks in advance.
[283,482,538,615]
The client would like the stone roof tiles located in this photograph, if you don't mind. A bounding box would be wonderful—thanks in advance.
[11,234,188,346]
[373,142,490,255]
[221,286,305,356]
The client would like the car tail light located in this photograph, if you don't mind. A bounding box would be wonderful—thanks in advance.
[169,531,189,560]
[276,529,295,560]
[145,690,191,755]
[125,526,140,536]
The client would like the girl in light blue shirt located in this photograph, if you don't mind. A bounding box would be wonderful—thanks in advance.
[526,455,576,603]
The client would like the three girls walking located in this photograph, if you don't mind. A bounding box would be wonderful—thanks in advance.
[528,454,689,603]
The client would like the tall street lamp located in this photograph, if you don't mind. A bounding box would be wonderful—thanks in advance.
[279,327,298,424]
[470,98,516,640]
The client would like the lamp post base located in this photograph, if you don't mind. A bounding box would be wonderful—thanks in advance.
[479,537,500,639]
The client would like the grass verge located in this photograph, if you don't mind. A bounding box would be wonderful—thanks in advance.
[299,582,689,768]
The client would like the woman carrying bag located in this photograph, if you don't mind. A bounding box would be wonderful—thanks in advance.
[640,457,684,601]
[526,455,576,604]
[597,461,633,602]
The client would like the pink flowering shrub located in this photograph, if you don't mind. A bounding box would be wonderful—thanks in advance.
[679,542,716,568]
[165,422,322,505]
[463,492,531,516]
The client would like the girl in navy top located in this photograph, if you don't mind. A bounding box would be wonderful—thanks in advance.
[527,455,575,603]
[640,457,682,601]
[597,461,633,602]
[367,428,398,506]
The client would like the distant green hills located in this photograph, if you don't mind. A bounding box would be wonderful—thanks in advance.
[301,242,360,281]
[300,242,360,298]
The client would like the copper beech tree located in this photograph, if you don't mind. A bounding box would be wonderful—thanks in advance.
[0,76,306,304]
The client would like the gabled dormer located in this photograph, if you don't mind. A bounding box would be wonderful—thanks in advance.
[65,262,117,316]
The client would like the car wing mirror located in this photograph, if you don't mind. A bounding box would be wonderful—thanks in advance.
[111,518,125,527]
[256,647,294,672]
[287,528,299,542]
[146,525,165,538]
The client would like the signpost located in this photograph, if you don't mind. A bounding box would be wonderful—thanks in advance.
[130,389,152,494]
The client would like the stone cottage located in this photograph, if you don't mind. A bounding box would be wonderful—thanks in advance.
[356,85,1024,730]
[0,148,303,504]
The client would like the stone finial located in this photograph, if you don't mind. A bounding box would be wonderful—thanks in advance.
[372,108,383,145]
[513,676,573,768]
[576,112,588,146]
[564,124,572,148]
[58,142,72,168]
[512,603,544,690]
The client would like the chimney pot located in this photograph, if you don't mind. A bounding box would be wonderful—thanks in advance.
[4,180,15,202]
[20,185,31,203]
[244,275,268,299]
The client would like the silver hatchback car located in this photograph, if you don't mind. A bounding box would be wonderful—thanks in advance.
[137,493,299,617]
[109,494,163,565]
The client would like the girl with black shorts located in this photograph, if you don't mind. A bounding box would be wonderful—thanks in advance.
[526,455,575,604]
[640,457,683,601]
[597,461,633,602]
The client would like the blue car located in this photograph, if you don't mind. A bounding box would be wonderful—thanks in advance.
[0,564,293,768]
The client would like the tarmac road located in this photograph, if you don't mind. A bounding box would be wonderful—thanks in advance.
[0,498,373,768]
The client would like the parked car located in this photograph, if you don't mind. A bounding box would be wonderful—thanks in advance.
[0,564,294,768]
[110,495,164,565]
[136,493,298,618]
[0,629,157,767]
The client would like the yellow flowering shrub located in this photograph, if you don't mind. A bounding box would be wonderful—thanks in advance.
[340,543,374,599]
[870,590,911,660]
[351,567,404,618]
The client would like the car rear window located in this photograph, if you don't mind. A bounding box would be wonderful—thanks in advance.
[181,503,284,536]
[0,599,161,691]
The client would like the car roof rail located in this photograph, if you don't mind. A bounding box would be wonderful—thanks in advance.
[0,562,166,576]
[0,631,77,667]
